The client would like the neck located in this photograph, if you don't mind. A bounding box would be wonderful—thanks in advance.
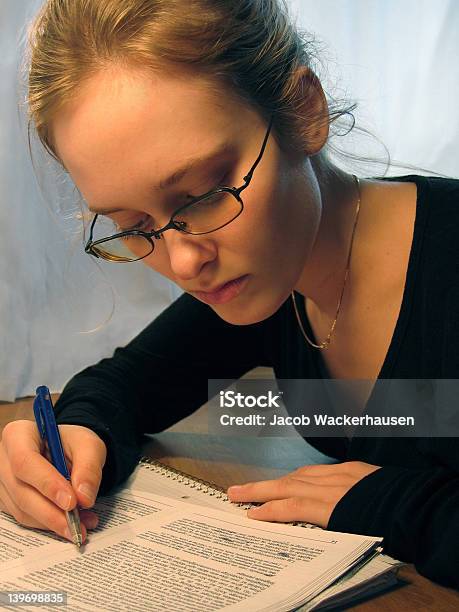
[293,161,361,317]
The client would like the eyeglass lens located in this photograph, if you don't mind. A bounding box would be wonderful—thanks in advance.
[92,190,242,262]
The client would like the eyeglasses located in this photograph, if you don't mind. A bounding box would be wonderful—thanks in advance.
[84,117,273,263]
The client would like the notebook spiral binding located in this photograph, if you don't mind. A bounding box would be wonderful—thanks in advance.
[138,457,320,530]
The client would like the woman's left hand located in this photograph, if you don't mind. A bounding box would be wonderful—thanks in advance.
[227,461,381,528]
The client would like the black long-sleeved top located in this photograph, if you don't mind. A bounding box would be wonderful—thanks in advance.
[54,174,459,589]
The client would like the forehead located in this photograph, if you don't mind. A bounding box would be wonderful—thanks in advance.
[50,66,251,204]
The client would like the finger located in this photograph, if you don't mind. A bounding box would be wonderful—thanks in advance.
[228,479,278,502]
[62,426,107,508]
[0,476,98,529]
[247,497,330,527]
[1,479,91,541]
[0,469,89,542]
[0,480,49,529]
[289,463,347,477]
[0,497,45,530]
[293,461,380,478]
[228,478,342,503]
[286,473,354,487]
[2,421,77,511]
[79,509,99,530]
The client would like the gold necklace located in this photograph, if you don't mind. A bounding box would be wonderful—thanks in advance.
[291,174,361,350]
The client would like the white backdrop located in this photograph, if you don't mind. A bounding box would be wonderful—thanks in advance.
[0,0,458,401]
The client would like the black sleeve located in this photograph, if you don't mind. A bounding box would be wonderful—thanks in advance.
[54,292,268,495]
[327,438,459,589]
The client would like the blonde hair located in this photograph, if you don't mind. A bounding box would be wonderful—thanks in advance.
[26,0,446,210]
[26,0,362,176]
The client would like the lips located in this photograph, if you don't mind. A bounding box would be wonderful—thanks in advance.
[197,277,243,294]
[191,275,249,305]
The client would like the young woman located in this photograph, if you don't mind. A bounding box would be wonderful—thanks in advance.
[1,0,458,590]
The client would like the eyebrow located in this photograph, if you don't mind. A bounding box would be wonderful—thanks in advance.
[88,143,234,215]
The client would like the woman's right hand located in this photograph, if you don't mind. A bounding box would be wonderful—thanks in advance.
[0,420,107,544]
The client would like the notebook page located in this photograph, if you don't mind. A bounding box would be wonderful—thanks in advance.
[124,462,321,529]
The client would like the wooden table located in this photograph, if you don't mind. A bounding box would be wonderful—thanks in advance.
[1,396,459,611]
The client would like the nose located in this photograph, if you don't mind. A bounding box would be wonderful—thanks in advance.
[160,228,217,281]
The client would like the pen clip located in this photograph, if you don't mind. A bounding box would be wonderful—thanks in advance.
[33,388,47,440]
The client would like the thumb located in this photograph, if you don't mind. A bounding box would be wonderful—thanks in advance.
[60,425,107,509]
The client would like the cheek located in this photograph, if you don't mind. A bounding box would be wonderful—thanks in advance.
[225,182,283,248]
[239,172,320,284]
[234,173,313,257]
[140,242,174,277]
[274,162,321,248]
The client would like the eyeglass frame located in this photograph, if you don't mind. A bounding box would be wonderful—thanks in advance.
[84,116,273,262]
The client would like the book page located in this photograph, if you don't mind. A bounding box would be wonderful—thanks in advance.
[0,489,186,569]
[126,463,402,607]
[302,555,403,611]
[0,491,380,612]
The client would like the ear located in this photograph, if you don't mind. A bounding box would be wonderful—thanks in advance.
[293,66,329,155]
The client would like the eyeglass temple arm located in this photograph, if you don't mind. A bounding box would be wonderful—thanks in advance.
[240,117,273,188]
[85,214,98,250]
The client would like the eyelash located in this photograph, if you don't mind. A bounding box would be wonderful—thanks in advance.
[114,171,230,233]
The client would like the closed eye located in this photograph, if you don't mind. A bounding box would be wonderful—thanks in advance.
[115,171,232,232]
[115,216,154,233]
[181,170,231,203]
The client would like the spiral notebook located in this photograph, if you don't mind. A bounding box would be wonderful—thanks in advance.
[121,457,403,611]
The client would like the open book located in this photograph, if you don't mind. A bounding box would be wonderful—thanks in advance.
[0,458,403,611]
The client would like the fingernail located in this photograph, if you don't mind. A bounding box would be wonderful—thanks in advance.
[78,483,95,504]
[56,490,72,510]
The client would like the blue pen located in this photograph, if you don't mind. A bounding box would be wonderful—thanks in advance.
[33,386,83,548]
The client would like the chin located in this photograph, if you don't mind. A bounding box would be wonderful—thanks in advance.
[213,296,285,326]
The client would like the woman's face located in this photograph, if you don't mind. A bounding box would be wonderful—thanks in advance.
[51,66,321,325]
